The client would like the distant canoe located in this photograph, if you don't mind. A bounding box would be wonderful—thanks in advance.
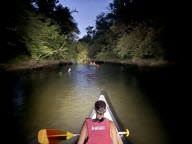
[89,64,99,67]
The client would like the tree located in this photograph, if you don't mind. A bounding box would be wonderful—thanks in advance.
[32,0,79,37]
[0,0,33,61]
[95,12,112,35]
[54,5,79,35]
[32,0,59,17]
[18,11,71,60]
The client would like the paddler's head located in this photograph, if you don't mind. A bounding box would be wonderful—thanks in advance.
[95,100,106,116]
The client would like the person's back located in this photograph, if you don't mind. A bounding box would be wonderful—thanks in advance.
[85,118,111,144]
[77,100,118,144]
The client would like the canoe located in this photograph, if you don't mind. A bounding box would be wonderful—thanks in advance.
[38,94,129,144]
[89,94,127,144]
[89,63,99,67]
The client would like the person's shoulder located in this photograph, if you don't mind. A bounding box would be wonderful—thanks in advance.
[109,120,115,123]
[109,121,116,127]
[85,118,92,120]
[105,118,115,125]
[85,118,92,121]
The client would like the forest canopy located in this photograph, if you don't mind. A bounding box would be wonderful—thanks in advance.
[0,0,185,65]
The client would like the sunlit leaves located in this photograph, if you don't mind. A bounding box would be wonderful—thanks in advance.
[75,42,88,63]
[19,12,71,60]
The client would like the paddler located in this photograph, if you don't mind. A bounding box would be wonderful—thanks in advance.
[77,100,118,144]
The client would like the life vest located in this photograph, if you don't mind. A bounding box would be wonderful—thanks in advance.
[85,118,112,144]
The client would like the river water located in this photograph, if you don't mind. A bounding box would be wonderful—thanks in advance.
[0,63,186,144]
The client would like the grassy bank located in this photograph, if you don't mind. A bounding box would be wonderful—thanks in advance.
[0,60,72,72]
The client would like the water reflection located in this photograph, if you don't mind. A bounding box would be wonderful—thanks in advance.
[1,64,183,144]
[13,80,24,116]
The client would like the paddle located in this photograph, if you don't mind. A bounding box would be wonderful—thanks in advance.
[38,129,129,143]
[38,129,79,143]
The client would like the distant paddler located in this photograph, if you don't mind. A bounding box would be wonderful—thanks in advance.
[89,61,99,67]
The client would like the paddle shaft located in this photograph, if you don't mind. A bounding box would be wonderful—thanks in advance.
[46,132,126,137]
[47,134,79,137]
[38,129,129,143]
[118,132,127,135]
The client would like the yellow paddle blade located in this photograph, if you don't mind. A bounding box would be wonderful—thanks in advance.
[38,129,75,143]
[38,129,48,143]
[125,129,129,137]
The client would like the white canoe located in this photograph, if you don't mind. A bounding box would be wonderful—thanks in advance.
[89,94,128,144]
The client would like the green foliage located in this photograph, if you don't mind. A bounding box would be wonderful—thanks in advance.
[0,0,173,65]
[87,29,114,59]
[62,44,77,61]
[113,22,165,60]
[113,34,127,59]
[82,0,168,63]
[96,44,116,61]
[33,0,79,37]
[88,43,102,59]
[95,30,117,61]
[75,42,88,63]
[18,12,72,61]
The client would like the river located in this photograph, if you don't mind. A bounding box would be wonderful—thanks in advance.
[0,63,186,144]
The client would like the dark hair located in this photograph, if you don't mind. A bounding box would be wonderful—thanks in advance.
[95,100,106,115]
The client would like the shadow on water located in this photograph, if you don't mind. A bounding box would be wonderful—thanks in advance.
[136,64,189,144]
[0,71,28,144]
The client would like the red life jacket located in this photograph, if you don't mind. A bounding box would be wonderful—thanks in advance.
[85,118,112,144]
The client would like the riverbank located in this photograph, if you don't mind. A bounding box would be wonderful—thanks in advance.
[0,59,175,72]
[104,59,172,66]
[0,60,72,72]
